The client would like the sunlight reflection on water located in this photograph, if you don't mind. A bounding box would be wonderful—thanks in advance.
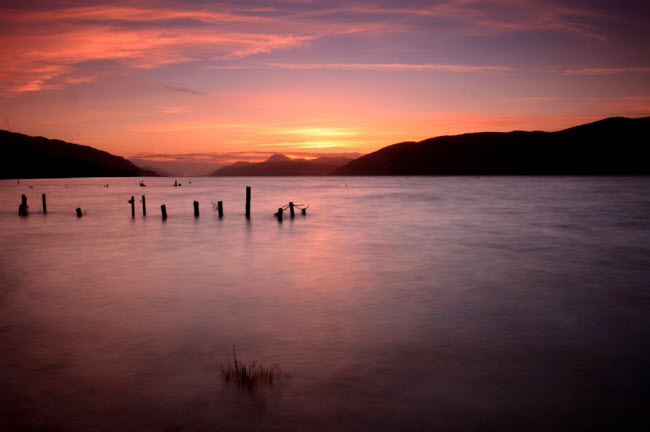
[1,176,650,431]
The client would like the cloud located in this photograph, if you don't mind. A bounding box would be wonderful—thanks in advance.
[0,0,613,94]
[206,62,512,72]
[162,106,190,114]
[165,86,206,96]
[10,5,267,24]
[563,67,650,75]
[0,27,312,93]
[0,5,315,94]
[335,0,608,41]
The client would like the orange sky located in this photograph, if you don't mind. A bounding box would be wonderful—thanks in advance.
[1,1,649,163]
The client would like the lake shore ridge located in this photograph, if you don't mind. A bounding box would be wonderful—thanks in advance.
[4,116,649,180]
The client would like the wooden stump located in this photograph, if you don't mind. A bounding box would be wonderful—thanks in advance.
[245,186,251,219]
[18,194,28,216]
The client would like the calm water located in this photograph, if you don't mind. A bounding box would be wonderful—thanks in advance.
[1,176,649,431]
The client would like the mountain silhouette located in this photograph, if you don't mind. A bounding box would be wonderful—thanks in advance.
[333,116,650,175]
[128,157,217,177]
[265,154,292,163]
[1,130,158,179]
[211,154,353,176]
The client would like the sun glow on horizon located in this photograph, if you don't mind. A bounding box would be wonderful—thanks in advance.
[1,1,649,156]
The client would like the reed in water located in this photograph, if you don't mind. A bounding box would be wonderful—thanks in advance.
[220,345,280,389]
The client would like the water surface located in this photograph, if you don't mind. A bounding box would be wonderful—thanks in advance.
[1,176,649,431]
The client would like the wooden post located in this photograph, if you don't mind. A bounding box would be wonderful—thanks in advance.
[301,208,306,216]
[128,196,135,218]
[161,204,167,220]
[141,195,146,216]
[42,194,47,214]
[289,202,295,218]
[76,208,82,217]
[18,194,28,216]
[277,207,283,222]
[217,201,223,218]
[245,186,251,218]
[194,200,199,217]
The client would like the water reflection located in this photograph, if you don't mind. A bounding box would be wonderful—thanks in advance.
[1,176,650,431]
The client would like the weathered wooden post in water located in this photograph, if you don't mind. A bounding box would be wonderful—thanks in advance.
[42,194,47,214]
[301,208,307,216]
[141,195,146,216]
[217,201,223,218]
[76,208,82,217]
[289,202,295,218]
[194,200,200,217]
[161,204,167,220]
[22,195,27,211]
[245,186,251,218]
[277,207,283,222]
[128,196,135,218]
[18,194,28,216]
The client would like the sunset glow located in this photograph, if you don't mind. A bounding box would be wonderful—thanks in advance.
[1,0,649,162]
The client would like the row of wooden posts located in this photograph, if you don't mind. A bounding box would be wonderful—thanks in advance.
[18,194,53,216]
[19,193,88,218]
[127,186,252,220]
[18,187,306,222]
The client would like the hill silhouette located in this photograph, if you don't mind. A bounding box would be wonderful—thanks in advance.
[1,130,157,179]
[127,157,216,177]
[211,154,352,176]
[333,117,650,175]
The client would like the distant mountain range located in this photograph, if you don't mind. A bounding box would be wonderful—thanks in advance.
[210,153,353,176]
[3,116,648,179]
[128,157,221,177]
[333,116,650,175]
[1,130,157,179]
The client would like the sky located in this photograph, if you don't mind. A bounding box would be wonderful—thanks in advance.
[1,0,650,163]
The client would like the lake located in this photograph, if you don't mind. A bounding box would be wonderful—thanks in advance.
[1,176,649,431]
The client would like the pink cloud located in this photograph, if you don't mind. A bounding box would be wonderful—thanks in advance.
[206,62,512,72]
[0,26,313,93]
[7,5,268,24]
[426,0,608,42]
[162,106,190,114]
[0,1,613,94]
[563,67,650,75]
[288,0,608,41]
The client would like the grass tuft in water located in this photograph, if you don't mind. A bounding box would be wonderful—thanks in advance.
[220,345,280,389]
